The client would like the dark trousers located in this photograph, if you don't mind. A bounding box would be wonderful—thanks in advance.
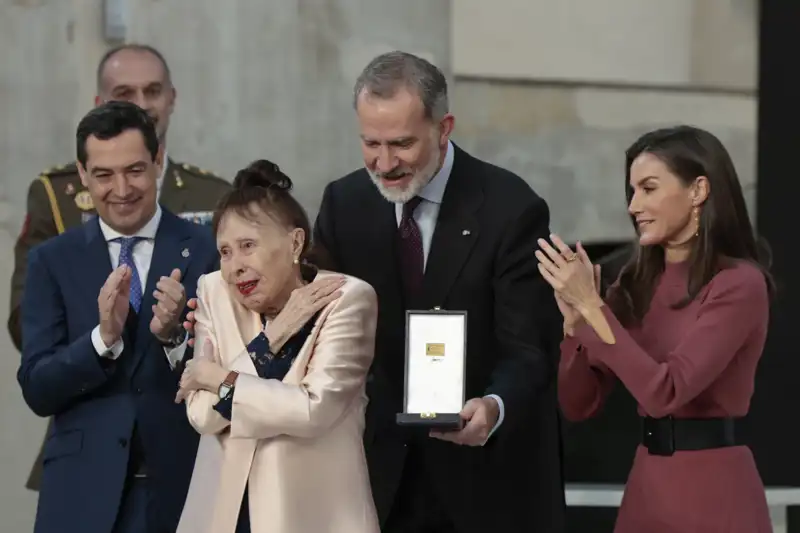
[383,445,457,533]
[111,478,152,533]
[235,486,251,533]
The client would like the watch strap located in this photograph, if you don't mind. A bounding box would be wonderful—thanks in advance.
[222,370,239,388]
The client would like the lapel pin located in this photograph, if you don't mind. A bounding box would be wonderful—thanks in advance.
[462,229,471,236]
[174,171,184,189]
[181,248,190,258]
[65,183,75,195]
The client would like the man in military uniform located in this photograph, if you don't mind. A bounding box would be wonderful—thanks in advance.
[8,43,231,491]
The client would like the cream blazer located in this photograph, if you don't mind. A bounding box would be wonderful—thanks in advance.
[176,270,380,533]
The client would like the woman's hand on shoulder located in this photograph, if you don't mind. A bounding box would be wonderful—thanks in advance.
[266,275,346,351]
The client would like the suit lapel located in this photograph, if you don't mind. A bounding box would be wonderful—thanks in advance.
[417,146,483,309]
[129,210,194,375]
[366,189,404,298]
[82,219,115,325]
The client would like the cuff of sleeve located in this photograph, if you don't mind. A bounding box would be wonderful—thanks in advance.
[560,331,583,353]
[483,394,505,444]
[573,305,618,349]
[213,388,234,421]
[91,326,124,360]
[163,332,189,369]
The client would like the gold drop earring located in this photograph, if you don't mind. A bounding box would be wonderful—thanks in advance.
[693,207,700,238]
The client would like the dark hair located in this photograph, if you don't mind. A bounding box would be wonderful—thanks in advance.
[212,160,321,266]
[97,43,172,90]
[353,51,449,120]
[606,125,775,326]
[76,101,159,167]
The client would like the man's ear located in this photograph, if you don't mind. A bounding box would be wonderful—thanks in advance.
[77,161,89,187]
[155,144,165,168]
[438,113,455,146]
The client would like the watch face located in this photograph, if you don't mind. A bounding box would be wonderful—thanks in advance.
[218,384,231,399]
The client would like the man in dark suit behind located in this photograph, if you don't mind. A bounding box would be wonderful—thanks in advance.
[313,51,565,533]
[17,101,218,533]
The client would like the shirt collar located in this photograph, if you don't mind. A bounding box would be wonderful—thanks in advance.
[99,204,162,243]
[416,140,454,205]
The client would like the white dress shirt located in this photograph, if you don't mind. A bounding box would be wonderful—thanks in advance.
[90,204,188,369]
[393,141,505,442]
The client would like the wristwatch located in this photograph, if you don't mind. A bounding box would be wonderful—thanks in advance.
[218,371,239,399]
[159,325,187,348]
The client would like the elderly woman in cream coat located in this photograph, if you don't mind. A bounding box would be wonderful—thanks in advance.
[174,160,380,533]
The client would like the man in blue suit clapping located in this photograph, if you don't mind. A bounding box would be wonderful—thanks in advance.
[17,101,219,533]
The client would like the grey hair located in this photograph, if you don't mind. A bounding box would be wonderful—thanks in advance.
[353,51,449,121]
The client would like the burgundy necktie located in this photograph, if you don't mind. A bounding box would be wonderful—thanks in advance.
[398,196,424,301]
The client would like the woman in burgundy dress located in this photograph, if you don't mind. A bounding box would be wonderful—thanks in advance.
[536,125,775,533]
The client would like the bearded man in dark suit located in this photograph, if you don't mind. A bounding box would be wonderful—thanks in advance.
[313,51,566,533]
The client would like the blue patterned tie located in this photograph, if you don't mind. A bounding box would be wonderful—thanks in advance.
[117,237,144,313]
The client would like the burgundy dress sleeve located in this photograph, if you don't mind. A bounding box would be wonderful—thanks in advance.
[572,265,768,418]
[558,332,616,421]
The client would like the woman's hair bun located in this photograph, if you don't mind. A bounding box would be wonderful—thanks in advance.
[233,159,293,192]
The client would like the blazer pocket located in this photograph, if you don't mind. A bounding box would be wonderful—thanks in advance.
[42,429,83,463]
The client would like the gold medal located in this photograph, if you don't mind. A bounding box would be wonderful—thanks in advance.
[74,190,94,211]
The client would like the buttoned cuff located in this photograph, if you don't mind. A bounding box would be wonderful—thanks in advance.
[163,331,189,369]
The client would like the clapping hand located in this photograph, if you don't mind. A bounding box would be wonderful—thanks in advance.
[150,268,187,342]
[98,266,133,348]
[535,234,602,319]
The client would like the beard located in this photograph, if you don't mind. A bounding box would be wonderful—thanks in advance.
[367,146,442,204]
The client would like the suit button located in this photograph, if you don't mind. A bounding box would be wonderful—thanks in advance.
[135,388,142,394]
[118,438,128,447]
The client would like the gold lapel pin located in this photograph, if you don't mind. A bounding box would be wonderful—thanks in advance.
[181,248,190,258]
[174,171,184,189]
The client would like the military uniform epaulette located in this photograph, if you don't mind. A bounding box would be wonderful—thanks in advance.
[39,162,79,178]
[176,162,228,185]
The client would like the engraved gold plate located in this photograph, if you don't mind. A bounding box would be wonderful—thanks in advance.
[425,343,445,357]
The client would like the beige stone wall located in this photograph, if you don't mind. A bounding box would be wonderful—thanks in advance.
[451,0,758,242]
[451,83,756,242]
